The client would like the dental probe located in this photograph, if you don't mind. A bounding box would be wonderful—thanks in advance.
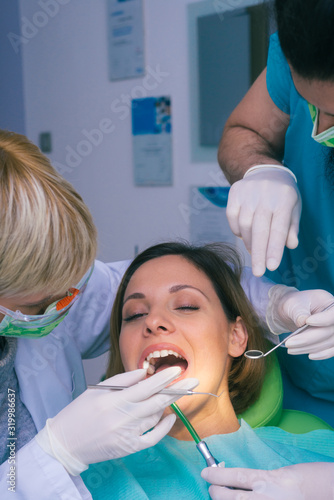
[87,385,221,397]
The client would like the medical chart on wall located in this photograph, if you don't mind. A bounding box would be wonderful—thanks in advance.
[107,0,145,81]
[188,187,236,245]
[132,96,173,186]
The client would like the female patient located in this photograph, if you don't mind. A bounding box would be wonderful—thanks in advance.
[82,242,334,499]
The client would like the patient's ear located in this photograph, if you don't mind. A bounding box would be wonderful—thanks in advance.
[228,316,248,358]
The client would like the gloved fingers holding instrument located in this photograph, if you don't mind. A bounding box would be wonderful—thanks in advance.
[201,462,334,500]
[35,366,198,475]
[266,285,334,359]
[226,165,302,277]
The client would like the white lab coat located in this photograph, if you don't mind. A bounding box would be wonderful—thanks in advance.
[0,261,273,499]
[0,259,130,499]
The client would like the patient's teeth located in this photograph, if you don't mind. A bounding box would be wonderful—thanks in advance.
[145,349,185,363]
[143,360,149,370]
[147,364,155,375]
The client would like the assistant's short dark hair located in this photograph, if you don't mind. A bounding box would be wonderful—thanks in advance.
[275,0,334,80]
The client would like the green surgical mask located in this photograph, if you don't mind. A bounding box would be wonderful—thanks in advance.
[0,265,93,339]
[0,311,69,339]
[308,103,334,147]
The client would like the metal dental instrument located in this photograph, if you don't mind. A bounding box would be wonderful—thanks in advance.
[244,324,309,359]
[245,301,334,360]
[87,385,222,397]
[196,441,219,467]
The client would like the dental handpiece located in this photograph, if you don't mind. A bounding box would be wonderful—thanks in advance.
[196,441,219,467]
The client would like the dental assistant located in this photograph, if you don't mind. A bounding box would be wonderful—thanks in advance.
[218,0,334,423]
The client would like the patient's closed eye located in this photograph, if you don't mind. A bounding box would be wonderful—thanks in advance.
[176,305,199,311]
[123,312,147,322]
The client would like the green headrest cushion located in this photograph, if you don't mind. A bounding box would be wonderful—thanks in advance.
[238,353,283,428]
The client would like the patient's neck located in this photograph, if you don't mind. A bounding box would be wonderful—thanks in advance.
[168,394,240,441]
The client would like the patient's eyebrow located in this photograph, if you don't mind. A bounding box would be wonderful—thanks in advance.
[123,292,145,305]
[123,285,208,306]
[169,284,208,299]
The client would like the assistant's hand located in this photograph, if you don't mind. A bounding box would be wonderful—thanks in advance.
[35,366,198,475]
[201,462,334,499]
[266,285,334,359]
[226,165,301,277]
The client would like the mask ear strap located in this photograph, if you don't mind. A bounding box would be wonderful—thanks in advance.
[56,288,79,311]
[308,102,317,123]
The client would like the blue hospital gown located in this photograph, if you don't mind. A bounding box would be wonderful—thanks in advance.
[265,32,334,425]
[81,420,334,499]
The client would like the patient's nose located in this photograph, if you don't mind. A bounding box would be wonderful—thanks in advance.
[144,310,175,336]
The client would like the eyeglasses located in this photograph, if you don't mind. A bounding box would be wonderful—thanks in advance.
[0,264,94,331]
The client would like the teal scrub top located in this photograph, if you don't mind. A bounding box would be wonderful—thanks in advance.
[81,421,334,500]
[265,32,334,423]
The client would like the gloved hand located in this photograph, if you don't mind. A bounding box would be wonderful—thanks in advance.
[226,165,302,277]
[266,285,334,359]
[35,366,198,475]
[201,462,334,499]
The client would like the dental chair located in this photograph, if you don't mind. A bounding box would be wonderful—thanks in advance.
[239,353,333,432]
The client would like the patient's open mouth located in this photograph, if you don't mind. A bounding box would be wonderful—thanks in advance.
[142,349,188,375]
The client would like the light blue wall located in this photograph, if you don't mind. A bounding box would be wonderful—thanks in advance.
[0,0,25,134]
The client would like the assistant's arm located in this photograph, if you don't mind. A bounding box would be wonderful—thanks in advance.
[218,69,288,182]
[218,70,301,277]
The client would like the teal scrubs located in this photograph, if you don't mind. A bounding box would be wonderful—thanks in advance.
[81,421,334,499]
[265,32,334,425]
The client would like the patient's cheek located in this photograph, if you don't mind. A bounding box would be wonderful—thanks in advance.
[119,343,133,371]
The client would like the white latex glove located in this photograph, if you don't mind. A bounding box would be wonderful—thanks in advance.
[36,366,198,475]
[201,462,334,499]
[266,285,334,360]
[226,165,302,277]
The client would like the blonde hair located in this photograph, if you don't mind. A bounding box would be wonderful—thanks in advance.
[0,129,97,296]
[107,241,270,415]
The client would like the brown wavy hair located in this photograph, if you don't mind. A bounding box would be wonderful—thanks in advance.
[107,241,270,415]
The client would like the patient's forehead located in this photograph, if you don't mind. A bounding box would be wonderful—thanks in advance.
[124,255,217,297]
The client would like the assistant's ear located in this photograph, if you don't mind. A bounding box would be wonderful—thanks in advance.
[228,316,248,358]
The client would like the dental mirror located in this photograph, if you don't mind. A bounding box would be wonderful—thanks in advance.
[244,349,266,359]
[244,324,309,359]
[245,301,334,360]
